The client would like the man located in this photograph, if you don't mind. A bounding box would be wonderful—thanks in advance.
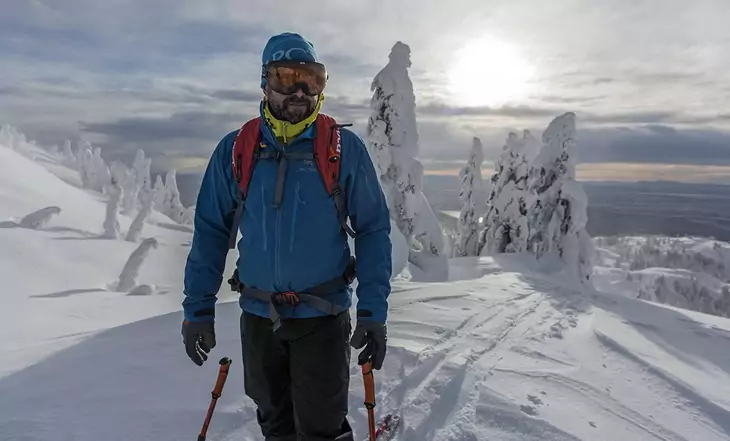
[181,32,392,441]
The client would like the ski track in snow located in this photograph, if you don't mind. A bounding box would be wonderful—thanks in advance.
[4,141,730,440]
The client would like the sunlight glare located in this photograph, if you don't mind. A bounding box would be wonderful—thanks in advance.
[448,36,534,107]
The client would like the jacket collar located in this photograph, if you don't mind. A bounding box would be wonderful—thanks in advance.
[258,96,323,148]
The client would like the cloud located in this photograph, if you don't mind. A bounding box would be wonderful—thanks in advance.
[418,103,730,127]
[421,160,730,185]
[4,0,730,181]
[576,125,730,166]
[575,163,730,184]
[419,103,562,118]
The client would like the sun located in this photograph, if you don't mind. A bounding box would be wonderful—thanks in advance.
[447,36,534,107]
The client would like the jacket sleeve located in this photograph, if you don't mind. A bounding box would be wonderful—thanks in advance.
[182,133,237,322]
[344,132,393,323]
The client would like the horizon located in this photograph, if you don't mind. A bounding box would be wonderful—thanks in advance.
[3,1,730,184]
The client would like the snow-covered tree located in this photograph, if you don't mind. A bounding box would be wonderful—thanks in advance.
[102,176,122,240]
[126,187,154,242]
[526,112,594,283]
[0,125,35,157]
[62,140,76,167]
[479,131,532,256]
[74,141,111,193]
[366,41,420,235]
[92,147,111,193]
[115,238,158,292]
[181,206,195,225]
[152,174,166,212]
[366,41,448,281]
[19,206,61,229]
[110,161,138,215]
[76,142,94,189]
[455,137,487,257]
[151,169,188,224]
[132,149,152,206]
[163,169,186,223]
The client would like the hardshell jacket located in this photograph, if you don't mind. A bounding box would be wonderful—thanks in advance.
[183,101,393,324]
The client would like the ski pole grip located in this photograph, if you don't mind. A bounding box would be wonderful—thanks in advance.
[361,361,376,409]
[212,357,232,398]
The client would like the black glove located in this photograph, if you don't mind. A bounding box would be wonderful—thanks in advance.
[350,319,387,370]
[182,320,216,366]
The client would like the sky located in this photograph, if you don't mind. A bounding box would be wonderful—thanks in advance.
[2,0,730,183]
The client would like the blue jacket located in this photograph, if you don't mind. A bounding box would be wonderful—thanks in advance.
[183,106,392,324]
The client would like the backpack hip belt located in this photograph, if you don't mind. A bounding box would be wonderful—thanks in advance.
[227,257,357,331]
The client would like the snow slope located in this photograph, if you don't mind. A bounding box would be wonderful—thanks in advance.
[594,236,730,318]
[3,143,730,441]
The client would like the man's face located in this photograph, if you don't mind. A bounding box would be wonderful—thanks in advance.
[265,85,318,124]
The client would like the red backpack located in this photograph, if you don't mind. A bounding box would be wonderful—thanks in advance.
[227,113,356,249]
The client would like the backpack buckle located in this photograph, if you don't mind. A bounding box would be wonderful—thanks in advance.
[227,270,243,292]
[273,291,300,306]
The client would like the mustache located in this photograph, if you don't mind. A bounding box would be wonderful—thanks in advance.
[284,96,313,106]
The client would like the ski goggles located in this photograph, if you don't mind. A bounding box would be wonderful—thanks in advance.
[264,60,328,96]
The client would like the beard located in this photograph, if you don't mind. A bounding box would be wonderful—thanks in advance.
[267,90,317,124]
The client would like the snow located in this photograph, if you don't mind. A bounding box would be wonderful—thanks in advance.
[18,206,62,229]
[594,235,730,318]
[4,132,730,441]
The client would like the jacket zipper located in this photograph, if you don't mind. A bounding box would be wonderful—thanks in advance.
[275,208,282,289]
[276,122,286,289]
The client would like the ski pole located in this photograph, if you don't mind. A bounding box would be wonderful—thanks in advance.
[361,360,377,441]
[198,357,232,441]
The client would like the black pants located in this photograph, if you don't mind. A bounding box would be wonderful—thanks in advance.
[240,310,354,441]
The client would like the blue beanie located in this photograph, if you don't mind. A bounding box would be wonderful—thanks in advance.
[261,32,319,88]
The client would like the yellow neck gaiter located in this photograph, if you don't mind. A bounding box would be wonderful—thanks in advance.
[263,95,324,145]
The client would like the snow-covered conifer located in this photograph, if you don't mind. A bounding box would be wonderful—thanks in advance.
[62,140,76,167]
[77,142,94,189]
[526,112,594,283]
[152,174,166,212]
[132,149,152,206]
[126,187,154,242]
[115,238,158,292]
[163,169,186,223]
[102,173,123,239]
[479,131,532,255]
[455,137,487,257]
[92,147,111,193]
[366,41,448,281]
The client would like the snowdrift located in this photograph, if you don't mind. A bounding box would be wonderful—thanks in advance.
[3,135,730,441]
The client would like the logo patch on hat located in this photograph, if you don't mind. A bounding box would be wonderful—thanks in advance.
[271,47,313,62]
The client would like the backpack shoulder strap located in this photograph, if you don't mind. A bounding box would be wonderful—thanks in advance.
[228,117,262,248]
[232,117,263,198]
[314,114,356,238]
